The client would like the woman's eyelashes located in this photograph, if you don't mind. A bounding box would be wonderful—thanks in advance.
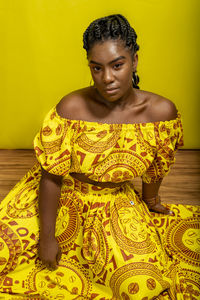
[114,62,124,69]
[91,62,124,72]
[92,66,101,72]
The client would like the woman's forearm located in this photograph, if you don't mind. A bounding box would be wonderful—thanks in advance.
[39,169,62,240]
[141,178,173,215]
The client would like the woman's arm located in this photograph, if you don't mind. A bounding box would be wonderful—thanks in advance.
[142,179,173,215]
[38,168,62,270]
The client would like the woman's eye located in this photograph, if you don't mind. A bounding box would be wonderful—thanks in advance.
[114,63,123,69]
[93,66,101,71]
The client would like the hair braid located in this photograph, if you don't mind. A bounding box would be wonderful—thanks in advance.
[83,14,140,89]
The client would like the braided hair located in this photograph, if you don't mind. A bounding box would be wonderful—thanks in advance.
[83,14,140,89]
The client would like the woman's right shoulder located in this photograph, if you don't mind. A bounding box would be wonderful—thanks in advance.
[56,87,91,119]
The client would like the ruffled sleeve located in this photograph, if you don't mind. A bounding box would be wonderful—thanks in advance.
[141,112,184,184]
[33,107,78,176]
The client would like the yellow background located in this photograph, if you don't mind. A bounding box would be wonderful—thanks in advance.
[1,0,199,149]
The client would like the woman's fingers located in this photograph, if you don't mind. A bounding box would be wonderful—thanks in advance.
[48,264,57,271]
[45,249,61,270]
[43,259,57,271]
[39,238,61,271]
[150,203,174,215]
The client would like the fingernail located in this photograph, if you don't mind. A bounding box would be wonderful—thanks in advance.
[169,210,174,216]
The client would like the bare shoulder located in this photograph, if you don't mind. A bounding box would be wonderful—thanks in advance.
[145,91,178,122]
[56,87,90,119]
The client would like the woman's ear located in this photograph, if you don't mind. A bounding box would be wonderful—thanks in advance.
[132,53,138,72]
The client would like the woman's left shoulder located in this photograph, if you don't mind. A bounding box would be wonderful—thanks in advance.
[146,92,178,122]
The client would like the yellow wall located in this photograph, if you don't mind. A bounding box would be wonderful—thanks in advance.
[1,0,199,149]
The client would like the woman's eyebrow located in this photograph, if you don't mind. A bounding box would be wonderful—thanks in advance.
[89,56,126,65]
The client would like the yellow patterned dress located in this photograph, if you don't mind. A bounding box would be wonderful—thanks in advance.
[0,106,199,300]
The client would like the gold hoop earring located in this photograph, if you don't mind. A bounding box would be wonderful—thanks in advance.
[132,71,140,89]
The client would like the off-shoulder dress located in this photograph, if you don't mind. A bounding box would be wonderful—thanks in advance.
[0,106,199,300]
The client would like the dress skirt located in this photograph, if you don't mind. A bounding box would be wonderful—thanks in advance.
[0,163,199,300]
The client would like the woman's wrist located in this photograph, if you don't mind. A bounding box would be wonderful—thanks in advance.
[39,226,56,241]
[142,195,161,208]
[39,234,56,243]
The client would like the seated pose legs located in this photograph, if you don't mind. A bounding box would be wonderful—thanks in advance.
[0,14,199,300]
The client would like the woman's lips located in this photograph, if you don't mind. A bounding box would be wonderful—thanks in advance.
[104,88,119,94]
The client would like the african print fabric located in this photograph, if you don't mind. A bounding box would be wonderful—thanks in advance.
[0,106,199,299]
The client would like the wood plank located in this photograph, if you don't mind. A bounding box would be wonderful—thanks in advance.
[0,150,37,201]
[0,149,199,205]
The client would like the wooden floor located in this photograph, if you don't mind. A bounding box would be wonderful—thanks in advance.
[0,149,200,205]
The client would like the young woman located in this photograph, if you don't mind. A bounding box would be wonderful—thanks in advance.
[0,14,199,300]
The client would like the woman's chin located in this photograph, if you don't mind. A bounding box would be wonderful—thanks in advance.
[97,90,122,103]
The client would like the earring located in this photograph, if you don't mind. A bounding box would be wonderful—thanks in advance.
[132,71,139,88]
[132,71,137,86]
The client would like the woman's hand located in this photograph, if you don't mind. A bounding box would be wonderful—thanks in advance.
[142,193,174,216]
[142,178,174,216]
[38,168,62,271]
[148,203,174,215]
[38,237,61,271]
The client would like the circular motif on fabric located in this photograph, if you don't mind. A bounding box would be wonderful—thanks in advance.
[109,262,169,299]
[146,278,156,290]
[178,268,200,298]
[56,191,81,251]
[25,257,91,297]
[0,221,22,283]
[82,216,109,275]
[111,170,133,182]
[165,217,200,267]
[6,175,39,218]
[93,150,149,181]
[110,199,156,254]
[128,282,139,294]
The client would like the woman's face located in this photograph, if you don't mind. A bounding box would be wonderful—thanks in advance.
[88,39,138,103]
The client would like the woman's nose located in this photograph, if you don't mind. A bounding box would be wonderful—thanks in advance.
[102,69,114,84]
